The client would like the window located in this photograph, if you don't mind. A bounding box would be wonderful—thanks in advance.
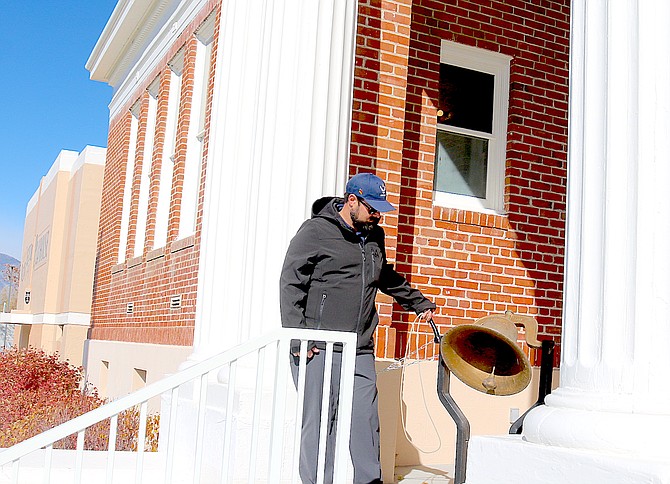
[34,229,50,269]
[20,244,32,282]
[179,16,214,239]
[132,368,147,391]
[433,41,511,213]
[154,52,184,249]
[134,79,160,257]
[118,102,140,263]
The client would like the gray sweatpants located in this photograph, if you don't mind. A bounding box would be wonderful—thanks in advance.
[290,350,382,484]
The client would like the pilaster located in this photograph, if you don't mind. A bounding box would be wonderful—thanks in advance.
[466,1,670,481]
[189,0,358,361]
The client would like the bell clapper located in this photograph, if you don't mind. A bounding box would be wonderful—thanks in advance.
[482,365,497,393]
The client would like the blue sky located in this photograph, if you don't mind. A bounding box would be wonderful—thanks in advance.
[0,1,118,260]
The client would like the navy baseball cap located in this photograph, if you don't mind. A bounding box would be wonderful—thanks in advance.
[345,173,396,213]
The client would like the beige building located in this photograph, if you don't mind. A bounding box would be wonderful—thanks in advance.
[7,146,106,367]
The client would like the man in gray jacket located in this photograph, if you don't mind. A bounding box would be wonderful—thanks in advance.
[280,172,436,484]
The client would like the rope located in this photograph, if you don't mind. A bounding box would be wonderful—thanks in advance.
[377,340,438,373]
[377,314,443,454]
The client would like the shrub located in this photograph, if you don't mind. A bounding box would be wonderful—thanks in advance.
[0,346,159,451]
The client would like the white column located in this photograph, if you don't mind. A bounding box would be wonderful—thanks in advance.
[465,1,670,482]
[522,0,670,455]
[189,0,357,361]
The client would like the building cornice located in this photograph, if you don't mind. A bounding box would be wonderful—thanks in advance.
[0,312,91,326]
[86,0,163,84]
[26,147,106,214]
[86,0,211,119]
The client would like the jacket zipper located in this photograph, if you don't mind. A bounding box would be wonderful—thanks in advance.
[319,293,327,322]
[356,239,366,334]
[371,248,375,276]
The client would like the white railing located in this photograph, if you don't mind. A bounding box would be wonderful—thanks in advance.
[0,328,357,484]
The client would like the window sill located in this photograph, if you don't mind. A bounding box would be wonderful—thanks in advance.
[147,247,165,262]
[127,255,143,269]
[433,205,509,229]
[171,235,195,253]
[111,263,125,274]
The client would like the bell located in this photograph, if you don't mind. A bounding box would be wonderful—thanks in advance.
[440,313,538,396]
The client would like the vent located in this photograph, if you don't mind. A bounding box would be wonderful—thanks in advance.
[170,295,182,310]
[126,302,134,314]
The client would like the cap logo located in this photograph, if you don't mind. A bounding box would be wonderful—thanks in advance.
[379,184,386,198]
[358,189,363,195]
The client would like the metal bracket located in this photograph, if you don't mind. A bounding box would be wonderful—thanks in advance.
[509,339,555,434]
[505,311,542,348]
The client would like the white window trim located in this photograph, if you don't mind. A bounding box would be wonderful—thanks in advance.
[195,11,216,45]
[154,54,184,250]
[134,79,160,257]
[118,102,141,263]
[179,34,212,239]
[433,40,511,214]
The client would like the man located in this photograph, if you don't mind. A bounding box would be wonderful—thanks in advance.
[280,172,436,484]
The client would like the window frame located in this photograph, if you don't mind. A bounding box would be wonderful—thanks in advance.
[178,20,214,239]
[433,41,511,214]
[118,101,141,263]
[153,51,184,250]
[134,78,160,258]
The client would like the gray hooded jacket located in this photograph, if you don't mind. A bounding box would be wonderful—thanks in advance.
[280,196,436,354]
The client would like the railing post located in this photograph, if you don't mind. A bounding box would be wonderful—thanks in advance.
[0,329,357,484]
[332,336,356,483]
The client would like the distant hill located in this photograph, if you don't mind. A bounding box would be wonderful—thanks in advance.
[0,254,20,289]
[0,254,19,268]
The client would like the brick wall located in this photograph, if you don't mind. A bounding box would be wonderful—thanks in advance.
[352,0,570,364]
[91,0,569,364]
[89,3,220,346]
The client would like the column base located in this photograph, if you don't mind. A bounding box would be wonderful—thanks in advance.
[522,398,670,459]
[464,435,670,484]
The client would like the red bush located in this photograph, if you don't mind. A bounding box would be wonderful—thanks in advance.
[0,347,158,451]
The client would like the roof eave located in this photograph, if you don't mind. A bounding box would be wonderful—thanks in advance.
[85,0,157,85]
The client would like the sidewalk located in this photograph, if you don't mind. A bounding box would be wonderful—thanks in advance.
[395,464,454,483]
[1,449,455,483]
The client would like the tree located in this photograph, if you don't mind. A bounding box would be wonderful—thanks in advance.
[1,264,19,312]
[0,286,17,313]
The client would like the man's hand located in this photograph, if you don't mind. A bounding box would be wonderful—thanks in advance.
[420,309,435,321]
[293,346,320,359]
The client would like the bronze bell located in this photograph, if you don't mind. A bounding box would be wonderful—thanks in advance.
[440,312,541,396]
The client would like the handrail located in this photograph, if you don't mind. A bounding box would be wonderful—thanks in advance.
[0,327,357,483]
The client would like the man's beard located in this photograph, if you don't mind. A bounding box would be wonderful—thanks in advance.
[350,211,379,234]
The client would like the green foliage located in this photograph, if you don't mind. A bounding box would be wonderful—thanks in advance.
[0,346,159,451]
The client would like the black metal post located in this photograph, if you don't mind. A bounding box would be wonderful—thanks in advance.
[436,355,470,484]
[509,339,555,434]
[429,320,470,484]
